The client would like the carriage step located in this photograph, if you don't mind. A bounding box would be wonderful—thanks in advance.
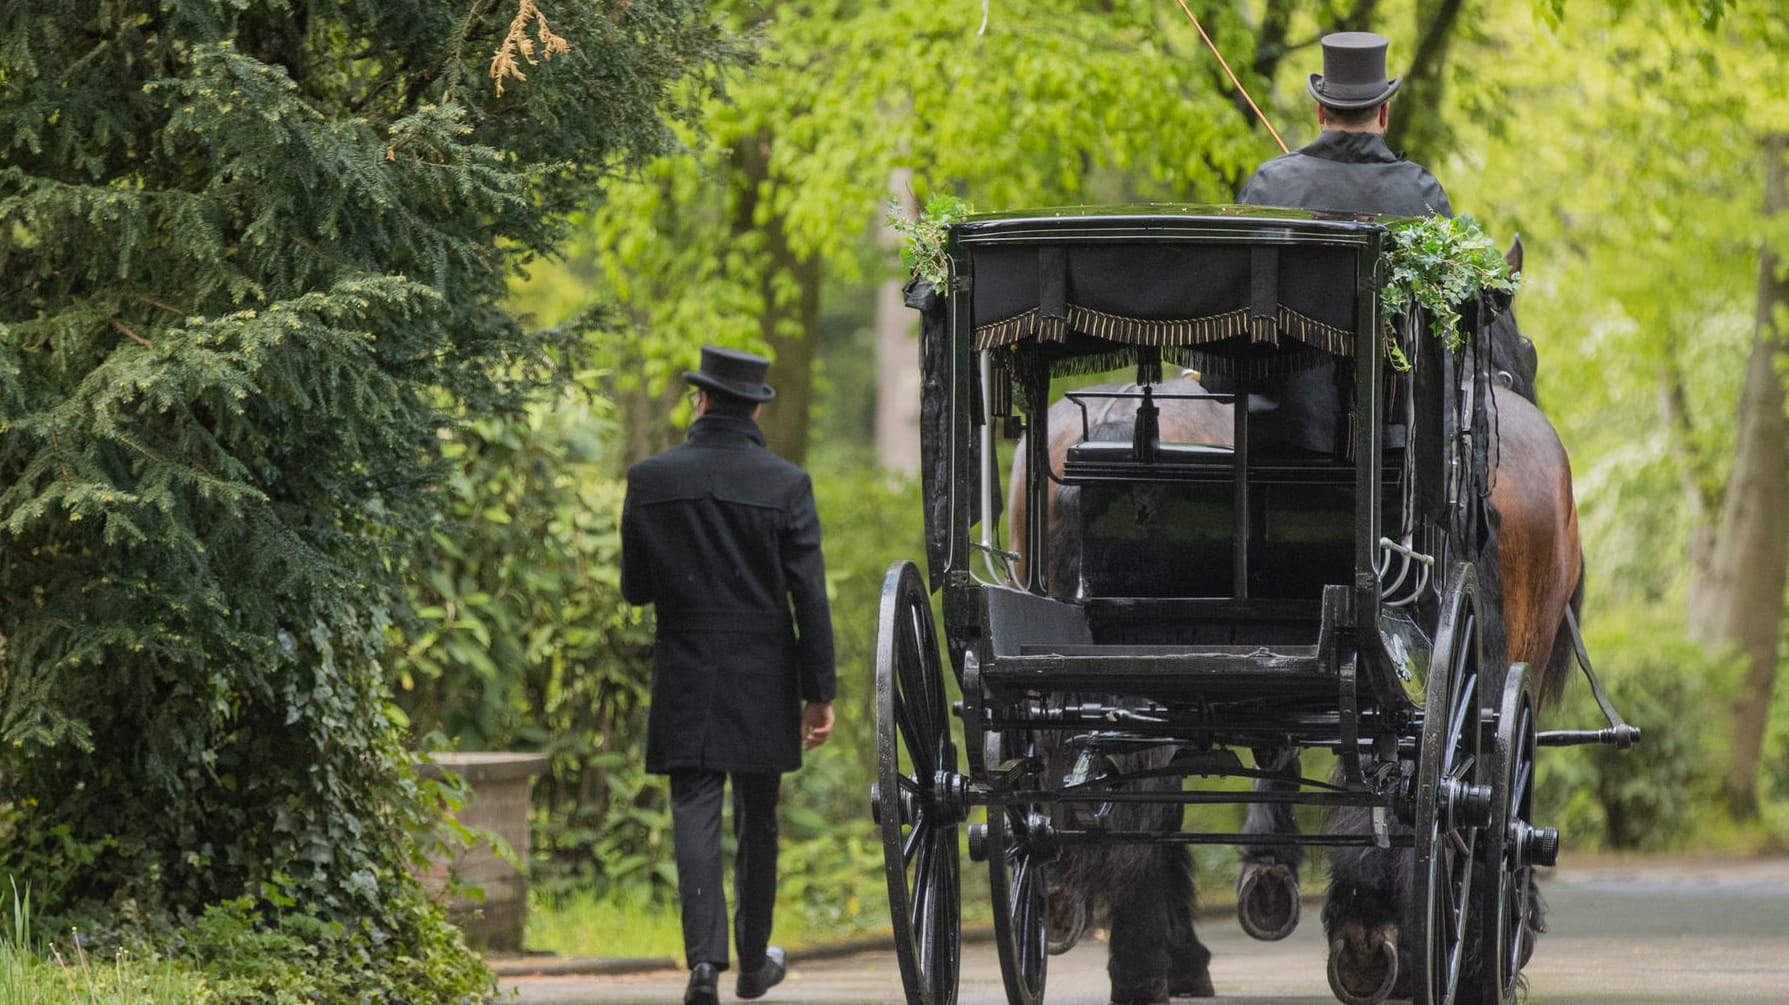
[989,646,1328,692]
[1020,643,1319,657]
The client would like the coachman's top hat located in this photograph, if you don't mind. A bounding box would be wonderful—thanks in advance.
[685,345,776,403]
[1307,32,1401,111]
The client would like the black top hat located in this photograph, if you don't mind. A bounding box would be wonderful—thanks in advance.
[684,345,776,403]
[1307,32,1401,111]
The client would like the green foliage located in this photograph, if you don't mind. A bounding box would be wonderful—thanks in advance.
[1381,214,1522,368]
[887,194,971,290]
[1446,1,1784,574]
[1537,607,1744,850]
[0,0,734,992]
[392,380,666,899]
[560,0,1272,403]
[3,877,492,1005]
[3,879,208,1004]
[177,895,493,1004]
[524,884,684,957]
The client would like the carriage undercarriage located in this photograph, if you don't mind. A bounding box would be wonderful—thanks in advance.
[874,208,1634,1005]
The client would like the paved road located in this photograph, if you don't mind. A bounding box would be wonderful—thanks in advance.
[503,856,1789,1005]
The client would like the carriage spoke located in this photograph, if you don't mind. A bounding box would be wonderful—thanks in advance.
[895,695,932,777]
[1007,848,1030,911]
[912,835,934,939]
[903,814,929,867]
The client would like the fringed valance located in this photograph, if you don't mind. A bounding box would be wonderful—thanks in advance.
[967,242,1361,375]
[974,303,1354,357]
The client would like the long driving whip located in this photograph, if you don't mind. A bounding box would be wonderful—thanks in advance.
[1171,0,1289,154]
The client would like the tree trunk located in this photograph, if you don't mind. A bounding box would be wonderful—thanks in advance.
[1687,133,1789,818]
[732,127,818,465]
[876,170,923,476]
[613,325,685,469]
[1384,0,1464,169]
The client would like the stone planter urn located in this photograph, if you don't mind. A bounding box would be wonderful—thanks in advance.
[417,752,550,952]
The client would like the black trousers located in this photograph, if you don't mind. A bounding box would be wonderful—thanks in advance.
[670,770,781,971]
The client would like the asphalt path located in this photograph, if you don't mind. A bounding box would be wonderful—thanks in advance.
[502,856,1789,1005]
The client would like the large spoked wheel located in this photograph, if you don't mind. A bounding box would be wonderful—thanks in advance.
[873,561,964,1005]
[983,735,1049,1005]
[1409,565,1489,1005]
[1461,663,1555,1005]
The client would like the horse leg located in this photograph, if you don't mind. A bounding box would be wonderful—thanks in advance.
[1106,772,1214,1003]
[1162,843,1214,998]
[1322,804,1409,1005]
[1106,844,1192,1005]
[1236,746,1304,940]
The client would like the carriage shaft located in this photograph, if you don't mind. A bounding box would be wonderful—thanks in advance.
[1053,829,1413,849]
[986,788,1388,809]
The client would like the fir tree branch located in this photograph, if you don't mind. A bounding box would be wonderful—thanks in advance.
[443,0,496,103]
[119,438,166,466]
[47,430,71,488]
[109,318,152,348]
[131,293,186,317]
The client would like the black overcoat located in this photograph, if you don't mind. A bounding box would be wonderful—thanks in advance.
[620,414,836,775]
[1238,130,1452,220]
[1234,131,1453,454]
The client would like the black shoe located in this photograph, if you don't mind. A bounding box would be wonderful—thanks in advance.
[735,946,786,1000]
[685,963,720,1005]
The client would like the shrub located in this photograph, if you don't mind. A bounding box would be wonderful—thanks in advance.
[1535,605,1742,851]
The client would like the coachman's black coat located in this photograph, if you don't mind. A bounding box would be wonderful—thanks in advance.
[1238,131,1451,220]
[1234,130,1453,455]
[620,414,836,775]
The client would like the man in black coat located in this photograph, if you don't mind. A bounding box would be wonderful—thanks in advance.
[1234,31,1453,455]
[621,346,836,1005]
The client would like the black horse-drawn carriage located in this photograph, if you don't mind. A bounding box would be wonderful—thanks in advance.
[872,207,1638,1005]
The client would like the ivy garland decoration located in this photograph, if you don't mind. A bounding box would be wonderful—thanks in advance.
[1380,213,1522,372]
[889,201,1518,378]
[886,193,970,290]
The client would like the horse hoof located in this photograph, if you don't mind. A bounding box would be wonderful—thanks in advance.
[1327,931,1399,1005]
[1047,892,1088,955]
[1108,977,1168,1005]
[1168,969,1215,998]
[1235,862,1300,941]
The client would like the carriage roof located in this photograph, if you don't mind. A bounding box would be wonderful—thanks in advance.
[943,205,1398,380]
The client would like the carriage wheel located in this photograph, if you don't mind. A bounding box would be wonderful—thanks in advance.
[1460,663,1555,1005]
[1409,566,1490,1005]
[873,561,964,1005]
[983,735,1049,1005]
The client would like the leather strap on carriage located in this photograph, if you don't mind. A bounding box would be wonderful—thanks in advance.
[1039,246,1068,342]
[1249,246,1279,345]
[1542,606,1643,749]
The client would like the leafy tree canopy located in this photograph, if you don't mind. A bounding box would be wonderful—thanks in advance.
[1441,0,1787,603]
[534,0,1275,407]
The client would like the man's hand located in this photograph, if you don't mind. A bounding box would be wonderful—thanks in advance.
[802,702,835,750]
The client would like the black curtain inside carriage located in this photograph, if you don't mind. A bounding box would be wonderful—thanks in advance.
[906,276,959,593]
